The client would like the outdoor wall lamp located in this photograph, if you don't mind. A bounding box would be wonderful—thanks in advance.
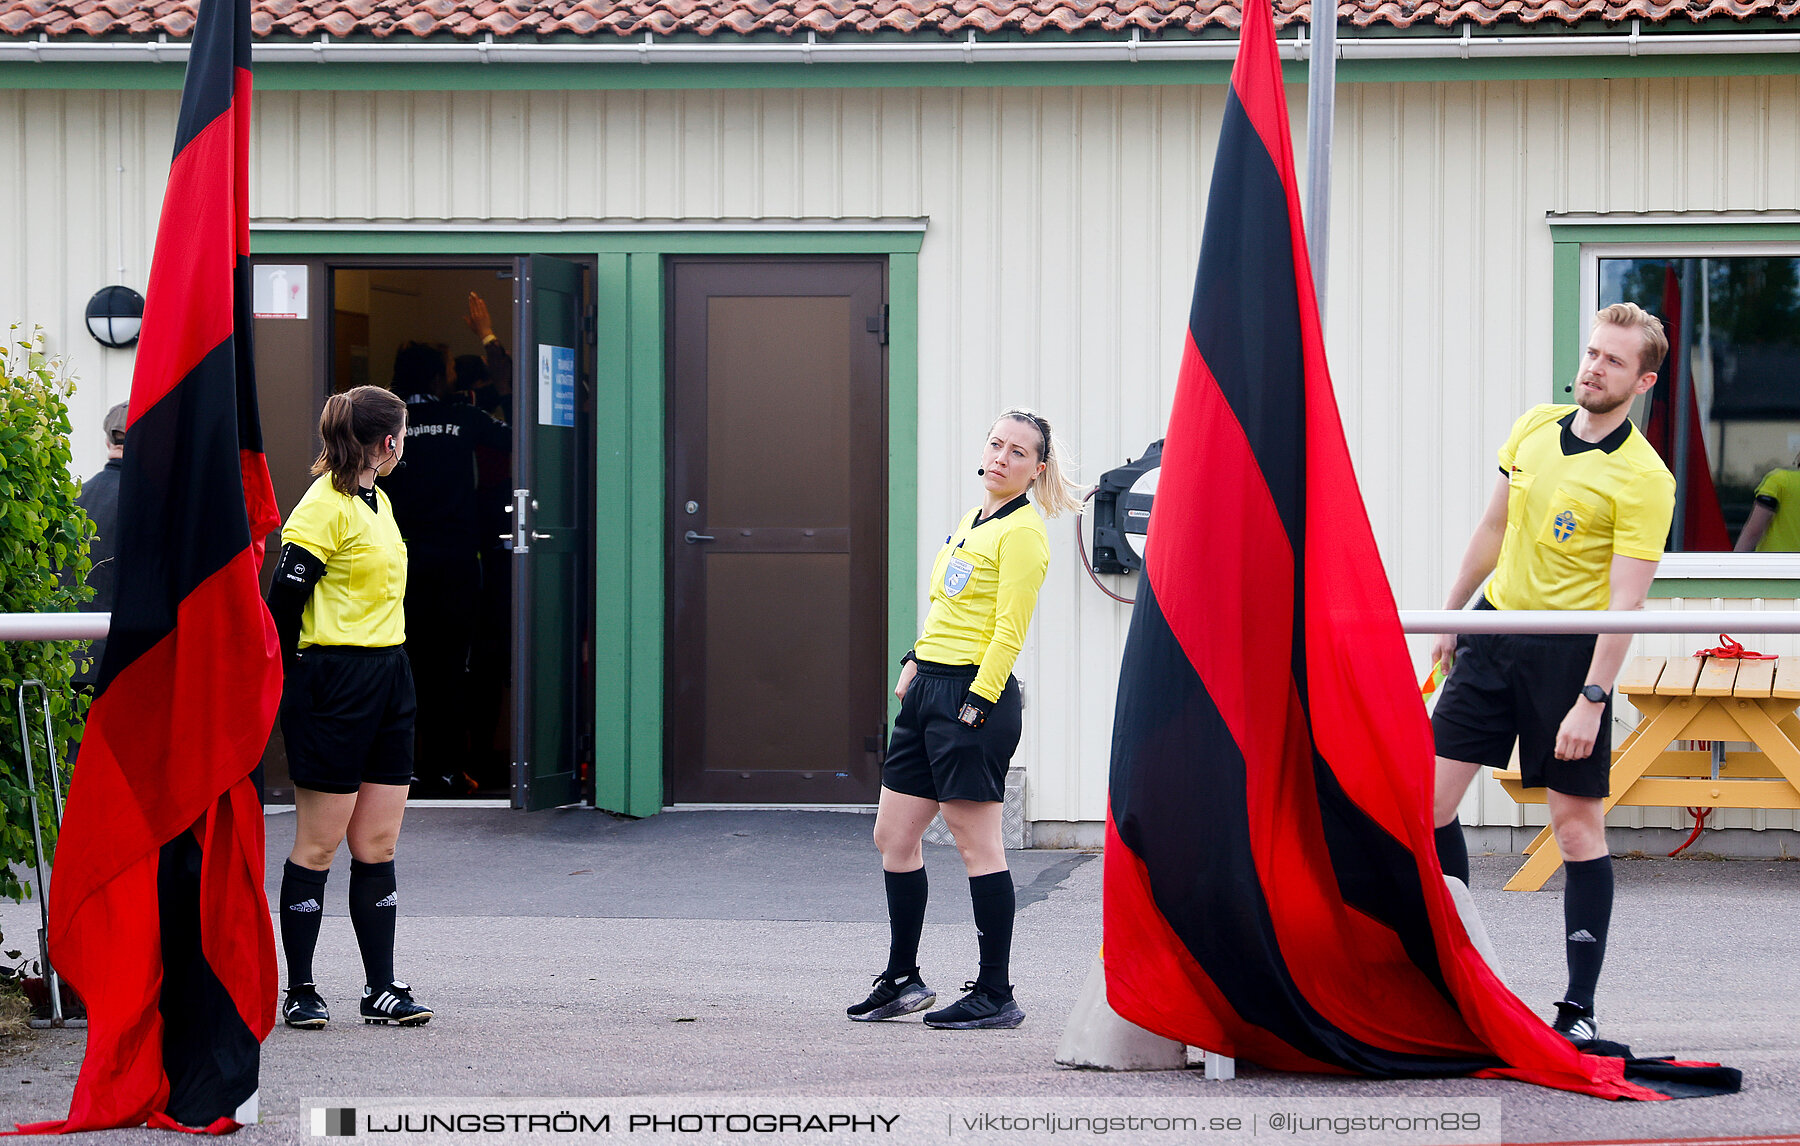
[85,285,144,349]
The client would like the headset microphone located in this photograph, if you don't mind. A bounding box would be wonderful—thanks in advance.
[1564,384,1573,393]
[976,467,986,476]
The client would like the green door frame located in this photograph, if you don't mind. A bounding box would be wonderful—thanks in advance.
[252,227,924,817]
[1548,218,1800,599]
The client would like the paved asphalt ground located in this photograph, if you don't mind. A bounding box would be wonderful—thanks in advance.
[2,807,1798,1144]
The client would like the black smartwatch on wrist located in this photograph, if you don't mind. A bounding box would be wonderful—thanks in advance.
[1579,684,1610,705]
[957,694,991,728]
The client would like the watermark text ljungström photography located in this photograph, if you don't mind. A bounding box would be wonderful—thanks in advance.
[305,1096,1501,1145]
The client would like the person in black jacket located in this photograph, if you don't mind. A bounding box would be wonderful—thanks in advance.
[72,402,128,688]
[378,341,512,795]
[455,292,515,788]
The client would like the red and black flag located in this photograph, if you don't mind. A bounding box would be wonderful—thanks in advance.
[1644,264,1730,551]
[15,0,282,1133]
[1101,0,1737,1101]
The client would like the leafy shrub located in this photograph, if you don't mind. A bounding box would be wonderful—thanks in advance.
[0,325,93,914]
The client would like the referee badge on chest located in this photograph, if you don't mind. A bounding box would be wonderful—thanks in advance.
[944,555,976,597]
[1552,508,1578,542]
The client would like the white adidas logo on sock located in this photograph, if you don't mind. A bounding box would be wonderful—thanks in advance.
[375,892,398,908]
[1567,929,1598,943]
[287,899,321,913]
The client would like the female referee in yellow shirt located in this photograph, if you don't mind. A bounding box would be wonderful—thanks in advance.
[266,385,433,1030]
[848,409,1081,1030]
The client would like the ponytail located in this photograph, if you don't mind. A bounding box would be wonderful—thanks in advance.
[312,385,408,496]
[995,408,1082,519]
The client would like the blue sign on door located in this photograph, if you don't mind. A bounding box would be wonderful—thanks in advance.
[537,345,576,428]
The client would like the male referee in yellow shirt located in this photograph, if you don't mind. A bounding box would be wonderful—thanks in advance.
[1430,302,1676,1046]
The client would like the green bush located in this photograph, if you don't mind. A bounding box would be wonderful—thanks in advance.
[0,324,93,913]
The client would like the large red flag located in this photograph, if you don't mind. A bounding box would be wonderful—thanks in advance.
[1101,0,1737,1101]
[14,0,282,1132]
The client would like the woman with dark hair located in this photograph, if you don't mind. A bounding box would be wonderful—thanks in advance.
[266,384,432,1029]
[848,408,1080,1030]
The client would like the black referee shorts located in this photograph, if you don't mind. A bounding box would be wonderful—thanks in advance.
[1431,622,1611,798]
[281,645,417,795]
[883,661,1022,805]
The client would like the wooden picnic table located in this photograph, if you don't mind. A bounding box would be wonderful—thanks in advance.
[1493,653,1800,891]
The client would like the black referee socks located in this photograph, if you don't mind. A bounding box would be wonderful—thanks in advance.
[969,871,1015,997]
[882,867,929,980]
[1562,854,1614,1012]
[1434,819,1470,886]
[279,860,329,987]
[349,858,399,991]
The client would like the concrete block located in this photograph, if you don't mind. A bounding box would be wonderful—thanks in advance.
[1054,951,1188,1071]
[1444,873,1502,979]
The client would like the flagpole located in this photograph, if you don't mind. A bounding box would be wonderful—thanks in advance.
[1304,0,1337,320]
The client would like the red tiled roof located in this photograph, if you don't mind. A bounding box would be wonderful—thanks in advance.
[0,0,1789,40]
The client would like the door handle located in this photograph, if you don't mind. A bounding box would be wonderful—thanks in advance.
[684,530,716,543]
[531,531,554,541]
[512,488,531,555]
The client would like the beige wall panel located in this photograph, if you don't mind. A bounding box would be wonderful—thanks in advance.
[410,93,452,220]
[10,76,1800,831]
[875,88,923,220]
[716,92,758,219]
[837,89,880,219]
[673,89,717,219]
[1,89,167,474]
[522,91,568,220]
[1770,77,1800,205]
[796,89,839,216]
[369,91,413,218]
[251,90,296,220]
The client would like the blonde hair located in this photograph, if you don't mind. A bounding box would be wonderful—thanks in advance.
[1595,302,1669,378]
[313,385,408,496]
[994,408,1082,519]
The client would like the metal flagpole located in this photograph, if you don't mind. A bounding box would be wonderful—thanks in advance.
[1304,0,1337,319]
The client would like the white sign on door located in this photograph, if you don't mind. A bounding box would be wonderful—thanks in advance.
[253,265,308,319]
[537,345,576,428]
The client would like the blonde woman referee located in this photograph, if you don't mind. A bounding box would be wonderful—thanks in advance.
[848,408,1080,1031]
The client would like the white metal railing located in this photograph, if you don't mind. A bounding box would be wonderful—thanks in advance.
[5,610,1800,641]
[0,614,110,641]
[1397,610,1800,636]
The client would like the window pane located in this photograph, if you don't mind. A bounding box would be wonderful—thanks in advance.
[1598,256,1800,552]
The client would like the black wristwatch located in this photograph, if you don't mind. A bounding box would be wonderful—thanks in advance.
[957,693,991,728]
[1578,684,1610,705]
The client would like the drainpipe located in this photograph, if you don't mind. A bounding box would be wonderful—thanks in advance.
[1303,3,1337,321]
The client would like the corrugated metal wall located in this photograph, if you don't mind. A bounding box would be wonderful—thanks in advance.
[5,75,1798,830]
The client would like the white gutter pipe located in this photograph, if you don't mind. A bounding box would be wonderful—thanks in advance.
[6,611,1800,640]
[4,23,1800,66]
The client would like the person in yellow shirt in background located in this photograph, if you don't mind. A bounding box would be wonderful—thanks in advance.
[1733,459,1800,552]
[266,385,434,1031]
[1430,303,1675,1048]
[847,409,1081,1031]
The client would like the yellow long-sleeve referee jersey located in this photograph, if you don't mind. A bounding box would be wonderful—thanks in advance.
[281,474,409,648]
[913,494,1051,703]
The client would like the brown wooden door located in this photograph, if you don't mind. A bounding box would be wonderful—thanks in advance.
[667,258,887,804]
